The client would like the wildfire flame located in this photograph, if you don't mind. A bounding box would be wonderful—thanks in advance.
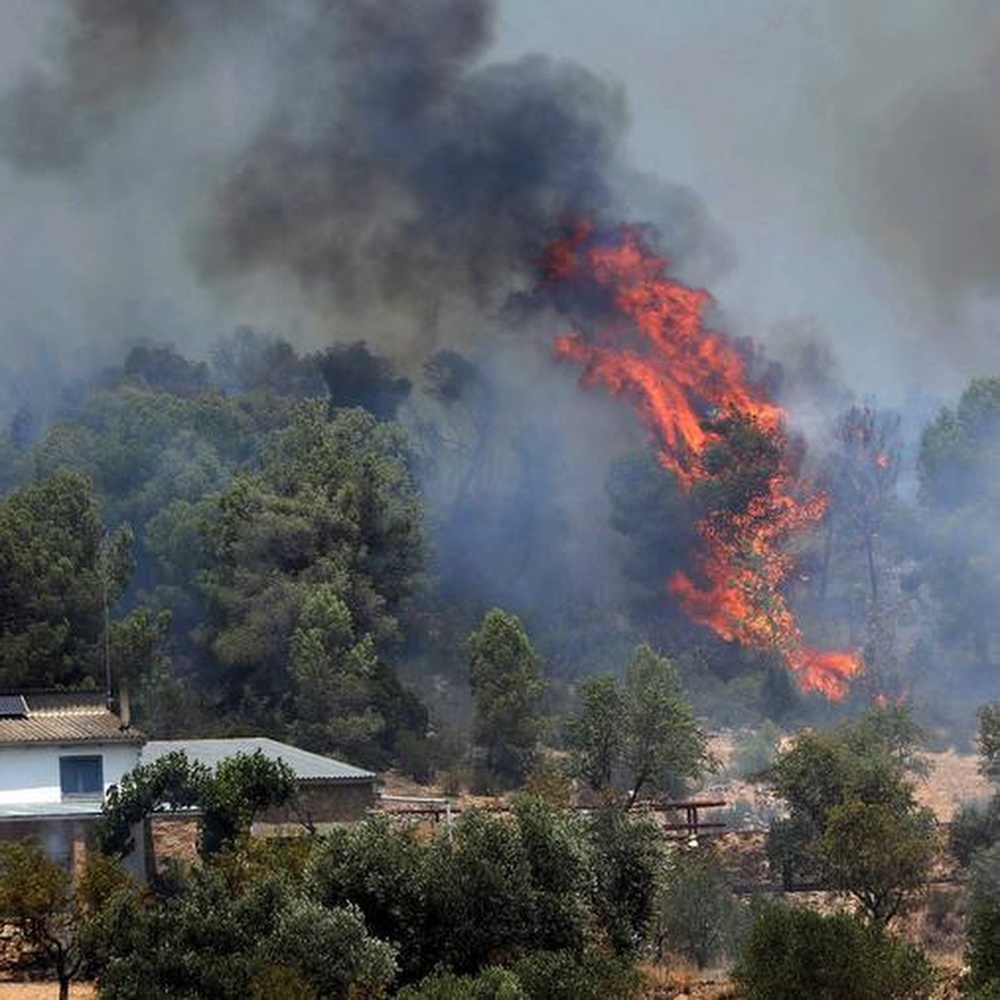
[544,224,862,700]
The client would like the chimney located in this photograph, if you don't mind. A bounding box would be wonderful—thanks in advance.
[118,687,132,730]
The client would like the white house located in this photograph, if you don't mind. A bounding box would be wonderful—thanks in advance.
[0,691,143,869]
[0,692,379,875]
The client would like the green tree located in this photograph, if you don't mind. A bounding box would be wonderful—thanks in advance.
[818,797,935,925]
[288,585,385,759]
[92,867,397,1000]
[916,377,1000,665]
[566,645,711,804]
[96,749,295,860]
[734,903,934,1000]
[0,472,152,689]
[765,706,934,917]
[201,401,426,761]
[965,844,1000,992]
[306,815,430,982]
[979,702,1000,782]
[396,951,641,1000]
[0,842,133,1000]
[307,802,593,986]
[468,609,544,788]
[565,673,621,793]
[620,644,712,804]
[655,849,744,968]
[588,807,663,955]
[949,704,1000,863]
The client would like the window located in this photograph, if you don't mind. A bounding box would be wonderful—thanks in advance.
[59,755,103,797]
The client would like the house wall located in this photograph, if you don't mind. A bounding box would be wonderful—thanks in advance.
[260,780,376,827]
[0,743,141,805]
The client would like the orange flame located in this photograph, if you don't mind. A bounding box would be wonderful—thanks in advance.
[544,224,862,699]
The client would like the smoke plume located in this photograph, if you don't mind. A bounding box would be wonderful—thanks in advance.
[0,0,726,367]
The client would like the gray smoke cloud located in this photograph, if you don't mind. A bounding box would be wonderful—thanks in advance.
[0,0,727,369]
[0,0,731,614]
[826,2,1000,346]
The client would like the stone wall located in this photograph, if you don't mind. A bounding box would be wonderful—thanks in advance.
[148,813,201,876]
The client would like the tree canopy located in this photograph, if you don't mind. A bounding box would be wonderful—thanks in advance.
[766,706,935,923]
[468,608,544,788]
[567,644,711,805]
[0,472,153,689]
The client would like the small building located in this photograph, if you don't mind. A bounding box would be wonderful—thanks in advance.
[142,737,378,828]
[0,693,377,876]
[0,691,143,870]
[137,738,377,873]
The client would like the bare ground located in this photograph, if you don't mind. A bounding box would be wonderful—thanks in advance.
[0,986,94,999]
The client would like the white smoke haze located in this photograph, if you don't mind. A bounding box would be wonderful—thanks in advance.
[3,2,999,405]
[2,0,999,633]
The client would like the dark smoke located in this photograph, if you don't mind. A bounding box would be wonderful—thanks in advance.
[0,0,727,619]
[0,1,727,363]
[198,2,626,330]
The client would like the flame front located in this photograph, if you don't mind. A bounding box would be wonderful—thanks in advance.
[544,224,862,699]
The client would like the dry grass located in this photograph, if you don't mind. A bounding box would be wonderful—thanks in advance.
[0,985,95,999]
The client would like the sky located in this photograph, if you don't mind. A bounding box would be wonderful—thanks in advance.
[1,0,999,416]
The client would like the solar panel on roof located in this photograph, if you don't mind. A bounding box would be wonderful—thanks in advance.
[0,695,28,718]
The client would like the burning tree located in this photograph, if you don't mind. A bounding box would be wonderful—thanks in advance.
[544,224,861,699]
[823,404,904,696]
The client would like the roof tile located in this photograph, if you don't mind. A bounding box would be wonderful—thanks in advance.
[0,691,143,746]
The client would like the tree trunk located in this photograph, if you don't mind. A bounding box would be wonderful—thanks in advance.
[864,532,879,606]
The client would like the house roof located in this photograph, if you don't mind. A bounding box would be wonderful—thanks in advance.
[141,737,376,783]
[0,691,144,747]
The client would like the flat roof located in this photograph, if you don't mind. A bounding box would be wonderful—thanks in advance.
[142,737,376,783]
[0,800,104,819]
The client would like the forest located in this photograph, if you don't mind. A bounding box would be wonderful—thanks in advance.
[3,1,1000,996]
[3,333,1000,996]
[2,333,999,769]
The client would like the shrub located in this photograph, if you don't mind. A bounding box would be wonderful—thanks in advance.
[305,816,428,980]
[967,899,1000,990]
[656,849,745,968]
[950,798,1000,865]
[511,949,641,999]
[93,868,397,999]
[966,982,1000,1000]
[396,951,640,1000]
[734,903,934,1000]
[397,968,526,1000]
[588,808,664,954]
[250,966,319,1000]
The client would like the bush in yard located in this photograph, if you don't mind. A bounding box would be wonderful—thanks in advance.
[965,845,1000,994]
[951,798,1000,865]
[92,867,397,999]
[587,807,664,954]
[396,950,640,1000]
